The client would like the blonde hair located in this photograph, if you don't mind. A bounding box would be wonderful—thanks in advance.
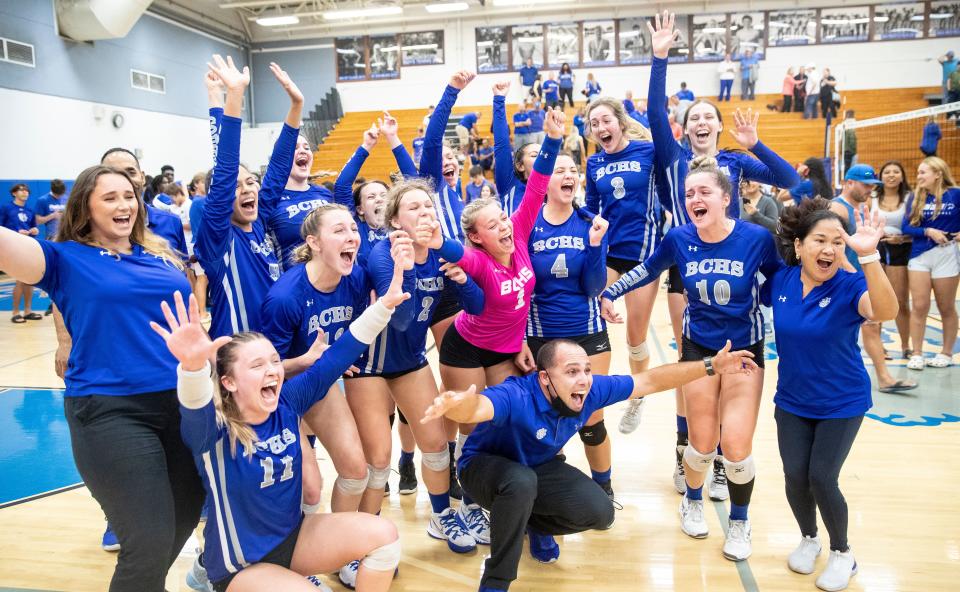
[384,177,436,229]
[910,156,957,226]
[687,155,733,196]
[57,165,184,270]
[214,332,265,458]
[292,203,351,263]
[461,197,500,248]
[585,97,652,145]
[563,125,581,152]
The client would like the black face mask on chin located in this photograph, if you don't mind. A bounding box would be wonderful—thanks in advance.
[544,372,582,418]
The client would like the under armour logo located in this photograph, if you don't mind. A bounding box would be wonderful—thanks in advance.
[819,297,831,308]
[534,227,545,233]
[306,299,313,307]
[536,427,547,440]
[688,245,698,252]
[779,295,787,302]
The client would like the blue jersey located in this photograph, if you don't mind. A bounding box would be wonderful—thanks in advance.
[585,140,661,261]
[333,145,398,263]
[188,196,205,245]
[585,80,601,98]
[528,208,607,338]
[493,95,528,217]
[628,110,650,128]
[0,202,35,233]
[260,263,370,366]
[648,57,800,224]
[146,204,188,259]
[195,112,282,339]
[512,111,530,133]
[558,72,574,89]
[573,114,586,138]
[421,84,466,242]
[459,112,478,130]
[902,187,960,258]
[527,109,544,133]
[35,240,190,397]
[605,221,782,349]
[412,136,425,165]
[465,180,494,203]
[35,192,68,239]
[761,266,870,419]
[789,179,816,201]
[459,374,634,470]
[519,65,538,86]
[676,89,695,101]
[542,79,560,101]
[182,330,371,584]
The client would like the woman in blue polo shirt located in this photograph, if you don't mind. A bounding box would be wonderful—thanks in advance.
[763,197,897,592]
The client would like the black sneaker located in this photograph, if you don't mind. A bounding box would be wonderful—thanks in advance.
[398,461,418,495]
[598,479,614,501]
[448,457,462,500]
[383,480,391,496]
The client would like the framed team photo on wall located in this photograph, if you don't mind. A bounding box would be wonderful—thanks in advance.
[729,11,765,58]
[768,9,818,46]
[547,23,580,68]
[820,6,870,43]
[512,24,545,69]
[401,31,444,66]
[476,26,508,72]
[692,14,728,61]
[872,2,925,40]
[668,14,691,62]
[584,20,617,65]
[930,1,960,37]
[368,34,400,79]
[336,36,367,81]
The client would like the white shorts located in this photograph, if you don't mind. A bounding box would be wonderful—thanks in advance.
[455,125,470,148]
[908,243,960,279]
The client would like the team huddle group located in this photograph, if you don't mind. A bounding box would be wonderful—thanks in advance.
[2,12,958,592]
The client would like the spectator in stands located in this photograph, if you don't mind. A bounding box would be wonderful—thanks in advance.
[676,81,694,101]
[938,50,957,102]
[921,117,942,156]
[843,110,858,172]
[456,111,481,156]
[475,137,494,173]
[781,68,799,113]
[519,57,539,100]
[628,98,649,127]
[542,72,560,109]
[740,179,779,234]
[1,184,40,323]
[513,99,533,150]
[526,101,545,144]
[819,67,838,120]
[186,172,209,323]
[793,65,807,113]
[717,54,736,101]
[622,90,636,113]
[465,165,496,203]
[411,126,426,166]
[35,178,68,242]
[803,64,821,119]
[423,104,434,129]
[563,122,586,168]
[583,72,602,103]
[573,105,587,138]
[740,48,759,100]
[558,63,576,109]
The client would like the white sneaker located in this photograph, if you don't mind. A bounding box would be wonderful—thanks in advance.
[673,445,687,494]
[619,398,645,434]
[338,560,359,590]
[457,503,491,545]
[926,353,953,368]
[815,549,857,591]
[679,496,709,539]
[907,355,925,370]
[788,535,822,575]
[427,507,477,553]
[185,556,213,592]
[709,457,729,501]
[306,575,333,592]
[722,519,752,561]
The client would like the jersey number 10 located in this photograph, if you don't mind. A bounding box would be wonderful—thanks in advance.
[695,279,731,306]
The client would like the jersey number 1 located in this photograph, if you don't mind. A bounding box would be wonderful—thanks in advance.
[260,456,294,489]
[695,279,731,306]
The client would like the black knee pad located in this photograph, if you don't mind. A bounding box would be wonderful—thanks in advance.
[397,409,408,425]
[578,420,607,447]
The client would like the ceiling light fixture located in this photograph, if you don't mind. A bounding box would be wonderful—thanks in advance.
[425,2,469,13]
[323,6,403,21]
[255,15,300,26]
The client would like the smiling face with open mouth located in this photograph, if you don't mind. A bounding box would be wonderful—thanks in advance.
[290,135,314,183]
[88,173,140,246]
[588,104,624,154]
[220,338,286,422]
[358,182,388,229]
[538,342,593,414]
[232,165,260,229]
[441,145,461,188]
[796,218,846,283]
[547,154,580,206]
[468,202,514,261]
[684,102,722,155]
[685,171,730,229]
[310,208,361,277]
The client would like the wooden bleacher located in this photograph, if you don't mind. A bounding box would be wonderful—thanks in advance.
[310,86,941,185]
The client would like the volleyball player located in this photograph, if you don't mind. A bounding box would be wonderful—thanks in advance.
[152,273,409,591]
[903,156,959,370]
[423,338,757,592]
[492,85,540,217]
[602,157,781,560]
[1,183,40,323]
[764,198,897,591]
[0,165,203,592]
[643,11,801,499]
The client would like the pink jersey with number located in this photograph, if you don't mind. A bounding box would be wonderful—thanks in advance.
[453,168,549,353]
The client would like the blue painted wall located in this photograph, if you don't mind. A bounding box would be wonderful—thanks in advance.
[251,41,336,123]
[0,0,250,121]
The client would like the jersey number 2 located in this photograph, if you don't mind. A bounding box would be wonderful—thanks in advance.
[417,296,435,322]
[695,279,731,306]
[260,456,294,489]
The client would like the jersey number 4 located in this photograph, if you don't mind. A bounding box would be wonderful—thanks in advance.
[695,279,731,306]
[550,253,569,278]
[260,455,294,489]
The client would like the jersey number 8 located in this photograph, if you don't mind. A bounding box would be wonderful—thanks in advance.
[695,278,731,306]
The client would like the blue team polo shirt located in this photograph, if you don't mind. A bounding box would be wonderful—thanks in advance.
[519,66,539,86]
[459,373,634,470]
[459,112,478,130]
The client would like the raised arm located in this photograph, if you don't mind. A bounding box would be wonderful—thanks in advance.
[491,82,516,196]
[846,205,898,322]
[258,63,305,218]
[600,233,676,321]
[421,71,475,188]
[421,384,494,425]
[378,111,419,178]
[334,126,377,208]
[0,227,45,284]
[513,109,563,242]
[579,214,609,297]
[648,12,688,223]
[629,340,758,398]
[730,108,801,198]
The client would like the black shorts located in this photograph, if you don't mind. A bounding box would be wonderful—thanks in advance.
[606,255,640,276]
[439,322,515,369]
[343,359,430,381]
[680,335,766,369]
[430,285,462,327]
[879,241,911,267]
[526,331,612,360]
[666,264,685,294]
[212,518,303,591]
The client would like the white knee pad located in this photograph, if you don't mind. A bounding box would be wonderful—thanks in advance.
[683,444,717,474]
[361,538,401,572]
[723,455,756,485]
[422,448,450,472]
[628,342,649,362]
[301,501,321,514]
[335,471,370,496]
[367,464,390,489]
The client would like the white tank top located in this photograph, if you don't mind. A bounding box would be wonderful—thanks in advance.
[872,196,905,236]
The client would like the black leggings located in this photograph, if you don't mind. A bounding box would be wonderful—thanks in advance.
[459,454,614,590]
[774,406,863,552]
[559,87,574,109]
[65,391,205,592]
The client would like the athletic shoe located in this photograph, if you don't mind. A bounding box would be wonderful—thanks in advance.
[448,456,462,500]
[815,549,857,591]
[788,535,822,575]
[906,355,925,370]
[306,575,333,591]
[618,398,645,434]
[338,560,359,590]
[427,507,477,553]
[598,479,614,501]
[101,524,120,552]
[398,460,418,495]
[527,529,560,563]
[722,519,752,561]
[926,353,953,368]
[457,503,491,545]
[673,445,687,494]
[709,457,729,501]
[679,496,708,538]
[185,556,213,592]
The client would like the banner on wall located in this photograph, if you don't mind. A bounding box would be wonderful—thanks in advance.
[336,36,366,81]
[692,14,728,61]
[820,6,871,43]
[873,2,925,40]
[768,9,817,46]
[476,26,508,72]
[729,12,765,58]
[547,23,580,67]
[401,31,444,66]
[512,25,544,68]
[617,17,649,65]
[930,1,960,36]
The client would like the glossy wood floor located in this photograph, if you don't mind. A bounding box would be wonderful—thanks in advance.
[0,285,957,592]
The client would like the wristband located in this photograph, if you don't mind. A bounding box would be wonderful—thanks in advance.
[857,251,881,265]
[703,356,716,376]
